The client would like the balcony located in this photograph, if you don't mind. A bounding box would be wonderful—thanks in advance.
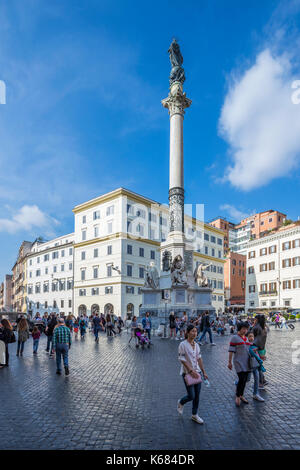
[259,290,277,296]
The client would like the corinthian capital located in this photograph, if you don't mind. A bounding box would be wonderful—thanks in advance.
[162,81,192,117]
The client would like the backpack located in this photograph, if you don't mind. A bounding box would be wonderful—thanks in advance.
[9,331,16,344]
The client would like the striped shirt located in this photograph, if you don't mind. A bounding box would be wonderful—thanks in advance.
[52,325,72,348]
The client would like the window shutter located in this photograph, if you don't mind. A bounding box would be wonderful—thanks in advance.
[293,280,296,288]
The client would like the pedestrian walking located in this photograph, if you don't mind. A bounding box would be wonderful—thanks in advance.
[228,321,251,407]
[252,314,269,390]
[129,316,138,344]
[198,312,216,346]
[52,318,72,376]
[32,326,41,355]
[142,312,152,341]
[177,324,209,424]
[73,319,79,338]
[79,316,87,339]
[16,317,30,356]
[247,331,265,402]
[65,314,74,333]
[169,311,176,339]
[0,319,15,368]
[105,313,116,337]
[45,313,57,356]
[116,316,124,334]
[92,313,101,342]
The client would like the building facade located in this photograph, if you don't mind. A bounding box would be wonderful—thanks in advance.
[245,222,300,311]
[12,241,32,313]
[73,188,225,318]
[25,234,74,317]
[224,252,246,311]
[0,274,13,312]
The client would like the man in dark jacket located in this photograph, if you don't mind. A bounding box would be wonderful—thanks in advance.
[92,313,101,342]
[198,312,216,346]
[46,313,57,356]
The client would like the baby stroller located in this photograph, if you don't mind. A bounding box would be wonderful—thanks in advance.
[135,326,151,349]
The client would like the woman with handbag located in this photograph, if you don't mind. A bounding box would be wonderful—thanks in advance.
[177,324,209,424]
[0,319,14,368]
[16,318,30,357]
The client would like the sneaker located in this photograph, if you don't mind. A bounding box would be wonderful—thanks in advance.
[64,366,69,376]
[191,414,204,424]
[177,400,184,415]
[211,343,216,346]
[56,370,61,375]
[253,394,265,402]
[175,337,180,341]
[258,385,265,391]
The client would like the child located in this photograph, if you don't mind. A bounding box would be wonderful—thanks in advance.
[32,326,41,355]
[74,320,79,339]
[247,331,266,402]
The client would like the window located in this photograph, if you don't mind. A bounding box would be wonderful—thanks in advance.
[139,267,145,278]
[36,270,41,277]
[217,238,222,246]
[69,263,72,270]
[61,300,64,308]
[150,250,155,260]
[204,233,209,241]
[211,236,216,243]
[260,221,264,226]
[105,286,113,294]
[149,213,157,223]
[53,300,57,308]
[161,233,166,242]
[232,259,237,266]
[52,282,58,292]
[293,279,300,288]
[232,268,235,275]
[269,218,272,222]
[126,286,134,294]
[79,289,86,296]
[260,264,268,272]
[81,270,86,281]
[137,224,144,236]
[82,230,86,241]
[269,282,276,292]
[93,210,100,220]
[217,281,223,289]
[127,204,133,214]
[45,301,48,308]
[52,251,59,259]
[81,251,86,261]
[248,251,255,259]
[284,300,290,307]
[205,246,208,255]
[107,245,112,255]
[44,254,49,262]
[35,284,40,294]
[93,267,98,279]
[106,205,114,216]
[282,259,291,268]
[82,215,86,224]
[260,248,267,256]
[94,226,99,238]
[211,248,215,257]
[249,285,256,293]
[127,265,133,277]
[260,283,268,292]
[127,244,132,255]
[136,208,145,218]
[218,296,223,301]
[283,280,291,289]
[107,222,113,234]
[67,280,73,290]
[218,251,222,258]
[92,287,99,295]
[61,250,65,257]
[69,300,72,308]
[29,259,32,266]
[282,241,291,251]
[139,247,144,257]
[160,216,167,226]
[107,265,112,277]
[269,245,276,254]
[53,266,57,273]
[293,257,300,266]
[293,239,300,248]
[269,262,275,270]
[69,248,73,256]
[94,248,98,258]
[37,257,40,264]
[248,266,254,274]
[59,281,65,291]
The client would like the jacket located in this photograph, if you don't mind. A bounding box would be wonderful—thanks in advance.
[142,317,152,329]
[0,327,13,344]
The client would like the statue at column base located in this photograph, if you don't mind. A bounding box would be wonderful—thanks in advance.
[171,254,188,286]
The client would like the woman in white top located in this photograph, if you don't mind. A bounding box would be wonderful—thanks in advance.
[177,324,209,424]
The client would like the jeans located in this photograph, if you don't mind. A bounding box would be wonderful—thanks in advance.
[46,335,53,352]
[94,327,99,340]
[236,371,248,397]
[55,343,69,371]
[180,375,201,415]
[33,339,39,353]
[252,367,259,395]
[280,323,288,329]
[199,327,213,344]
[17,341,25,355]
[145,328,151,340]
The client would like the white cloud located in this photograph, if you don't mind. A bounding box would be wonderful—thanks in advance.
[219,204,254,222]
[219,48,300,190]
[0,205,59,234]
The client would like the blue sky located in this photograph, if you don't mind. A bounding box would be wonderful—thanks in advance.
[1,0,300,280]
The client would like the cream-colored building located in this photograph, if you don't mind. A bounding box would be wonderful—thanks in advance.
[12,241,32,313]
[73,188,225,318]
[245,222,300,311]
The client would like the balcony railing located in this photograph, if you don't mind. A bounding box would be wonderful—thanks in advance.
[259,290,277,296]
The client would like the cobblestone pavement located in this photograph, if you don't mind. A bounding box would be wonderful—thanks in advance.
[0,324,299,450]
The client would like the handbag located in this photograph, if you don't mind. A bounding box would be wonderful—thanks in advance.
[9,331,16,344]
[248,354,257,370]
[184,372,202,386]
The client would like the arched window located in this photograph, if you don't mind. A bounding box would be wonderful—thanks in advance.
[91,304,99,315]
[126,303,134,319]
[104,303,114,315]
[78,304,87,316]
